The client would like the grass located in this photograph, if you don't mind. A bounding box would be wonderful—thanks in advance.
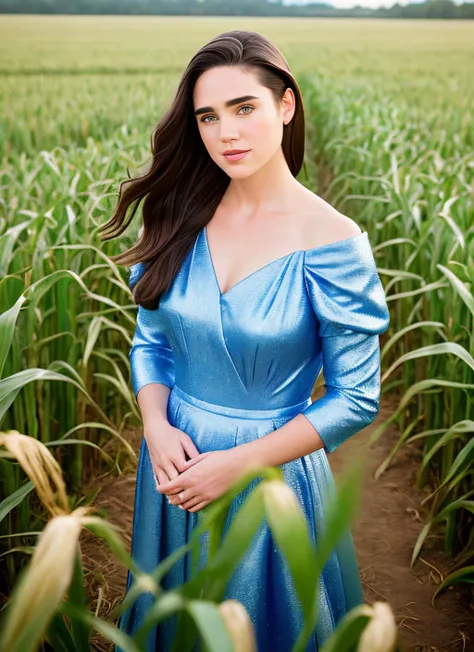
[1,13,473,609]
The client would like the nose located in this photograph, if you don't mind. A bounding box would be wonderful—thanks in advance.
[219,117,240,143]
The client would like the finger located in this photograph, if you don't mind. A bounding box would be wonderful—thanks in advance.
[173,451,199,474]
[181,436,200,459]
[155,469,177,503]
[155,469,169,486]
[172,456,189,474]
[170,490,191,507]
[188,501,209,513]
[164,463,180,481]
[157,476,185,495]
[183,451,211,467]
[168,489,185,505]
[181,454,205,470]
[181,495,201,510]
[174,489,190,506]
[159,462,195,493]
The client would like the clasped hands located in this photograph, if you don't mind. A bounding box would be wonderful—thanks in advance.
[156,448,249,513]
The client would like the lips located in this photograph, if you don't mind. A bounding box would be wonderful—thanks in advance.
[223,150,251,162]
[223,149,249,155]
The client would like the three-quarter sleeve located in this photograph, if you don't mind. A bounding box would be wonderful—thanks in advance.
[300,233,390,454]
[128,262,175,398]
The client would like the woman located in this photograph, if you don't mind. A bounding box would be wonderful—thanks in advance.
[103,30,390,652]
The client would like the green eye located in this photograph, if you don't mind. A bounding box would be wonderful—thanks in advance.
[201,105,254,124]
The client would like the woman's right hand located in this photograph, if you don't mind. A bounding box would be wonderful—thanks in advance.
[143,419,200,486]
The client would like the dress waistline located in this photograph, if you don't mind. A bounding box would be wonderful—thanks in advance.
[171,385,312,421]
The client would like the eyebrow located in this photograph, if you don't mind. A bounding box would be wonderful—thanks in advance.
[194,95,260,116]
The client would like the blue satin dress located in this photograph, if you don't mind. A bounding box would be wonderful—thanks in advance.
[116,225,390,652]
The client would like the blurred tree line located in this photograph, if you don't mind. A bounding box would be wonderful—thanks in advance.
[1,0,473,19]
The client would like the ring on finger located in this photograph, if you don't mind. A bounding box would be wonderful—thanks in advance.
[178,491,185,502]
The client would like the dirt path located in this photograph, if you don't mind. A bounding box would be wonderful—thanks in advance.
[329,398,472,651]
[81,397,473,651]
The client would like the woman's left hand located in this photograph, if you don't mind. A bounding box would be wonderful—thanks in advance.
[156,448,248,512]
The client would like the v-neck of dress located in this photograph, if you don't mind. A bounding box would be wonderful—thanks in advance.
[202,224,368,299]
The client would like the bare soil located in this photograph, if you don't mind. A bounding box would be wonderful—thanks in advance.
[80,396,474,651]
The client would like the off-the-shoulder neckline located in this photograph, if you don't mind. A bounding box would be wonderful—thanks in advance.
[203,226,369,297]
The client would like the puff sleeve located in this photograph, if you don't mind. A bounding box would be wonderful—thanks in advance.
[300,233,390,454]
[128,262,175,398]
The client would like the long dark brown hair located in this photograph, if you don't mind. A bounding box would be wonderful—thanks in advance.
[99,30,306,310]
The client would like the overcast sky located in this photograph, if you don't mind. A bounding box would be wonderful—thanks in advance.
[329,0,403,5]
[285,0,416,8]
[329,0,404,6]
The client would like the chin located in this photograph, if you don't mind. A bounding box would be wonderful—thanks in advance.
[226,167,257,180]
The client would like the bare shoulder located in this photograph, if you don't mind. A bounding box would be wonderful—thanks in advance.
[299,193,362,249]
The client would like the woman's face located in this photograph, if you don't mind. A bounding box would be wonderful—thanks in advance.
[193,65,295,178]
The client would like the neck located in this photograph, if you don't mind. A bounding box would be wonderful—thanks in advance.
[222,147,300,219]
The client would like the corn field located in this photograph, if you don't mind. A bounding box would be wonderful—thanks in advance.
[303,63,474,587]
[0,14,473,646]
[0,429,400,651]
